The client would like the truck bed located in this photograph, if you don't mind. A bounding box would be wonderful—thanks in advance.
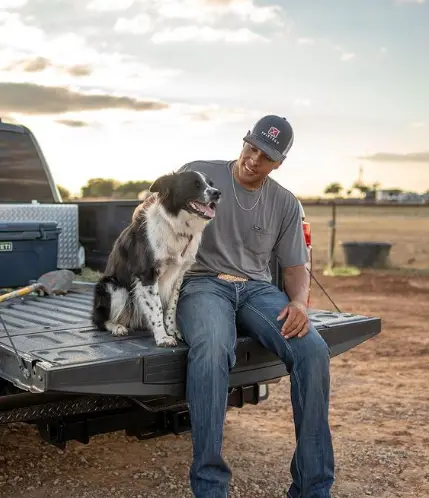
[0,283,381,397]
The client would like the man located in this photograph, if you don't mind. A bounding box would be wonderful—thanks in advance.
[175,115,334,498]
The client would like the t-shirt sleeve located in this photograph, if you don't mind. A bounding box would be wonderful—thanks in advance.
[176,163,189,173]
[274,196,309,268]
[176,162,195,173]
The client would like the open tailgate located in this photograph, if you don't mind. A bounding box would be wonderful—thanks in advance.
[0,284,381,396]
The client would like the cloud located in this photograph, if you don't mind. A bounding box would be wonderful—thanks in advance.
[4,56,50,73]
[297,38,315,45]
[151,25,269,43]
[0,115,19,124]
[0,12,179,93]
[359,152,429,163]
[67,64,93,77]
[411,121,427,128]
[0,12,45,52]
[341,52,356,62]
[114,14,152,34]
[179,103,261,123]
[395,0,425,4]
[333,45,356,62]
[294,98,311,107]
[0,82,168,115]
[87,0,135,11]
[110,0,284,31]
[55,119,90,128]
[2,56,94,79]
[2,0,27,7]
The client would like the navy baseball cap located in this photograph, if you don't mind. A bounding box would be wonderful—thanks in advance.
[243,115,294,162]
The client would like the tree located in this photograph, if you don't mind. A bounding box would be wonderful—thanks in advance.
[352,182,371,196]
[324,182,343,196]
[57,185,71,200]
[114,180,152,199]
[81,178,119,198]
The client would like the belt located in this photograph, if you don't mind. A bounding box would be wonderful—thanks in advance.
[217,273,248,282]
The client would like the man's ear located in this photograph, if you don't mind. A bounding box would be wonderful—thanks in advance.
[149,173,175,194]
[243,130,251,148]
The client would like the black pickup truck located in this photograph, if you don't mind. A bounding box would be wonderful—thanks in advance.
[0,119,382,449]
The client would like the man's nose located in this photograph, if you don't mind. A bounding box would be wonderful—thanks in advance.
[249,150,263,165]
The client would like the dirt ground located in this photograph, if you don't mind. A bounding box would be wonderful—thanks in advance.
[0,270,428,498]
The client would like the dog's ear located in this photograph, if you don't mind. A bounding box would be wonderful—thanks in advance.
[149,173,176,194]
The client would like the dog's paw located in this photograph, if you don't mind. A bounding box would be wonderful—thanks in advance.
[111,324,128,337]
[156,335,177,348]
[173,328,184,342]
[166,325,183,341]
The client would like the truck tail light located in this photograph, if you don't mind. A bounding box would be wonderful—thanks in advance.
[303,221,311,247]
[303,221,312,306]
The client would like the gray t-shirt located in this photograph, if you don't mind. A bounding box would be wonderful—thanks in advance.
[178,160,309,283]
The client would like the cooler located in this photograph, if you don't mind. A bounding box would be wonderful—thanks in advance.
[0,203,84,270]
[0,221,61,288]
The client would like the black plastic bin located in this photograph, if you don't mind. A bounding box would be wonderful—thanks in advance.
[342,241,392,269]
[0,221,61,288]
[77,200,139,271]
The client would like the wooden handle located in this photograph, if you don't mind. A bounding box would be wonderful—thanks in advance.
[0,283,41,304]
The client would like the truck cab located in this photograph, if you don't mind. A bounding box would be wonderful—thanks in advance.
[0,119,62,203]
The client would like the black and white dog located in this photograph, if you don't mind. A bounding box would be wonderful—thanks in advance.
[91,170,221,347]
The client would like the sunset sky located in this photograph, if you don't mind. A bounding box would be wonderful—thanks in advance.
[0,0,428,197]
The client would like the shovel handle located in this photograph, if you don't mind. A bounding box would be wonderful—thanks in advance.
[0,283,42,304]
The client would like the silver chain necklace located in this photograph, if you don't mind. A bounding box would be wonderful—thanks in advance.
[231,161,266,211]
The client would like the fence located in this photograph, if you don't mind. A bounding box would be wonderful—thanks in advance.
[301,202,429,271]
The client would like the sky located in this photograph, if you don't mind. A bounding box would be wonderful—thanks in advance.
[0,0,428,197]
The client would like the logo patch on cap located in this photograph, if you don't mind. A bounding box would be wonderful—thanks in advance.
[267,126,280,138]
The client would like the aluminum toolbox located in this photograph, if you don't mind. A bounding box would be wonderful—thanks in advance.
[0,203,84,270]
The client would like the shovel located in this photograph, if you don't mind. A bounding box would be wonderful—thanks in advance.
[0,269,75,305]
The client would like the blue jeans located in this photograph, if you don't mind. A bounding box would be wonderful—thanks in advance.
[176,276,334,498]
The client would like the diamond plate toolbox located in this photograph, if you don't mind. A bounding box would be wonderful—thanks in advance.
[0,203,84,269]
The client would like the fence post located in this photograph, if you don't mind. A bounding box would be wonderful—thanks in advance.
[327,201,337,269]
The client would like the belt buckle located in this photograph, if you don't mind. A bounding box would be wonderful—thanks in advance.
[217,273,248,282]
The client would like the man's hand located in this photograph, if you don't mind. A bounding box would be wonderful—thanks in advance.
[277,301,309,339]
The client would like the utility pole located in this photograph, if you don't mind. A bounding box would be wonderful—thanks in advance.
[327,202,337,270]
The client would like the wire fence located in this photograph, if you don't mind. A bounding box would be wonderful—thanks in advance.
[301,202,429,271]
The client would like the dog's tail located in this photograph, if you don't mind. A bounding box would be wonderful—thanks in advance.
[92,276,114,331]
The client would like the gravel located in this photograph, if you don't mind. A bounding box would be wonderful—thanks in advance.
[1,271,428,498]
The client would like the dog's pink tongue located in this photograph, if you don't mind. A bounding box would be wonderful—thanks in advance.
[193,201,215,218]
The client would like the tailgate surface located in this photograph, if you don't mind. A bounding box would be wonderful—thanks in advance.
[0,284,381,395]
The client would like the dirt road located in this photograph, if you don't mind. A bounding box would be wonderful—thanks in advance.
[1,271,428,498]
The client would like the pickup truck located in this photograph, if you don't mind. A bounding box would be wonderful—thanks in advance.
[0,118,382,449]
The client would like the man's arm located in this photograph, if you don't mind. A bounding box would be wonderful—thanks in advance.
[283,264,310,308]
[274,196,311,339]
[277,264,310,339]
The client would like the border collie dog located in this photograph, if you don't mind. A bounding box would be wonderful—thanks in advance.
[91,170,221,347]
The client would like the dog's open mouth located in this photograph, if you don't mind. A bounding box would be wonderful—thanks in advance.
[187,200,217,219]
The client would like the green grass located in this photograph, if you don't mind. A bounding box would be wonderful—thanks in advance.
[77,267,102,283]
[322,265,362,277]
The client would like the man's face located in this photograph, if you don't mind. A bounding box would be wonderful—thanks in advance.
[236,141,282,189]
